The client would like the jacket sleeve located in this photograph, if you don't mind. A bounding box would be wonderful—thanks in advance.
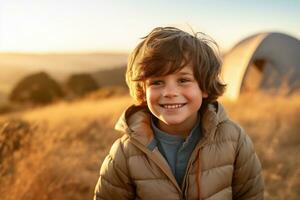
[232,128,264,200]
[94,137,135,200]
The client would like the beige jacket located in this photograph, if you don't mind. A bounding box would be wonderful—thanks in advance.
[94,102,264,200]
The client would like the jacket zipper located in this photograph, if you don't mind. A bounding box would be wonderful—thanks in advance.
[181,136,210,199]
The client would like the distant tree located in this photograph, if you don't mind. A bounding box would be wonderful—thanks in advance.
[9,71,64,105]
[92,66,126,87]
[65,73,99,98]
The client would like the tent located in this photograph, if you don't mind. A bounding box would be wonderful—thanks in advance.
[221,32,300,100]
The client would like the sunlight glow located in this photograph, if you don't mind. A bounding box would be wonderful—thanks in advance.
[0,0,299,53]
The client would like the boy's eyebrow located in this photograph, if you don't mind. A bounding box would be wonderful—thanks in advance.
[146,71,193,79]
[177,71,193,75]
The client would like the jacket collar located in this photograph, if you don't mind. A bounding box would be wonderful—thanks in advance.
[114,101,229,147]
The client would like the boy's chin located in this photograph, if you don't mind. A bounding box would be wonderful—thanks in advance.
[160,118,185,126]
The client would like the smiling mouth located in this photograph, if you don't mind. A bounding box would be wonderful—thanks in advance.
[160,103,186,109]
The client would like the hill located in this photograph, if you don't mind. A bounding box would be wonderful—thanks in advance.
[0,52,128,97]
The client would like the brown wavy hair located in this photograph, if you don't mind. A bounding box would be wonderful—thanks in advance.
[126,26,226,106]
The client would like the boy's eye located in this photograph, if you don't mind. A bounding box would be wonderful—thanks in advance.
[178,78,191,83]
[149,80,163,86]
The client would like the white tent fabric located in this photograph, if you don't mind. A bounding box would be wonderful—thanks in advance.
[221,32,300,100]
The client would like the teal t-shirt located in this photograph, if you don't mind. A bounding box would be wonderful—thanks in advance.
[148,116,202,186]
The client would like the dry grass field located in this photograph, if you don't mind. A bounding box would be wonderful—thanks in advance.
[223,93,300,200]
[0,92,299,200]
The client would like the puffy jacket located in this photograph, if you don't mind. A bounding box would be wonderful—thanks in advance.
[94,102,264,200]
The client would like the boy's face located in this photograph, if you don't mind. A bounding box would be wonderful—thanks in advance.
[145,64,208,134]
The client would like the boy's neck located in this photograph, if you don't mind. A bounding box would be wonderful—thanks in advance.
[157,114,199,138]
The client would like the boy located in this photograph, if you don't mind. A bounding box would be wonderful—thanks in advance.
[94,27,264,200]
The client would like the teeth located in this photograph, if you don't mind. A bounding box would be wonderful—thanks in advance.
[162,104,184,109]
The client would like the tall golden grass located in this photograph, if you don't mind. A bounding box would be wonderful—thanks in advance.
[0,92,299,199]
[223,93,300,200]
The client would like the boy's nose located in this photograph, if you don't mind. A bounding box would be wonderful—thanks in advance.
[162,84,179,98]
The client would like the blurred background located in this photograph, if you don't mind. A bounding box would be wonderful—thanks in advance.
[0,0,299,199]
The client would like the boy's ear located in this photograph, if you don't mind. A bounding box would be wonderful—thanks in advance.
[202,91,208,98]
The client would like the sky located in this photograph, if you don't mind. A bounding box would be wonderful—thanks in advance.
[0,0,299,53]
